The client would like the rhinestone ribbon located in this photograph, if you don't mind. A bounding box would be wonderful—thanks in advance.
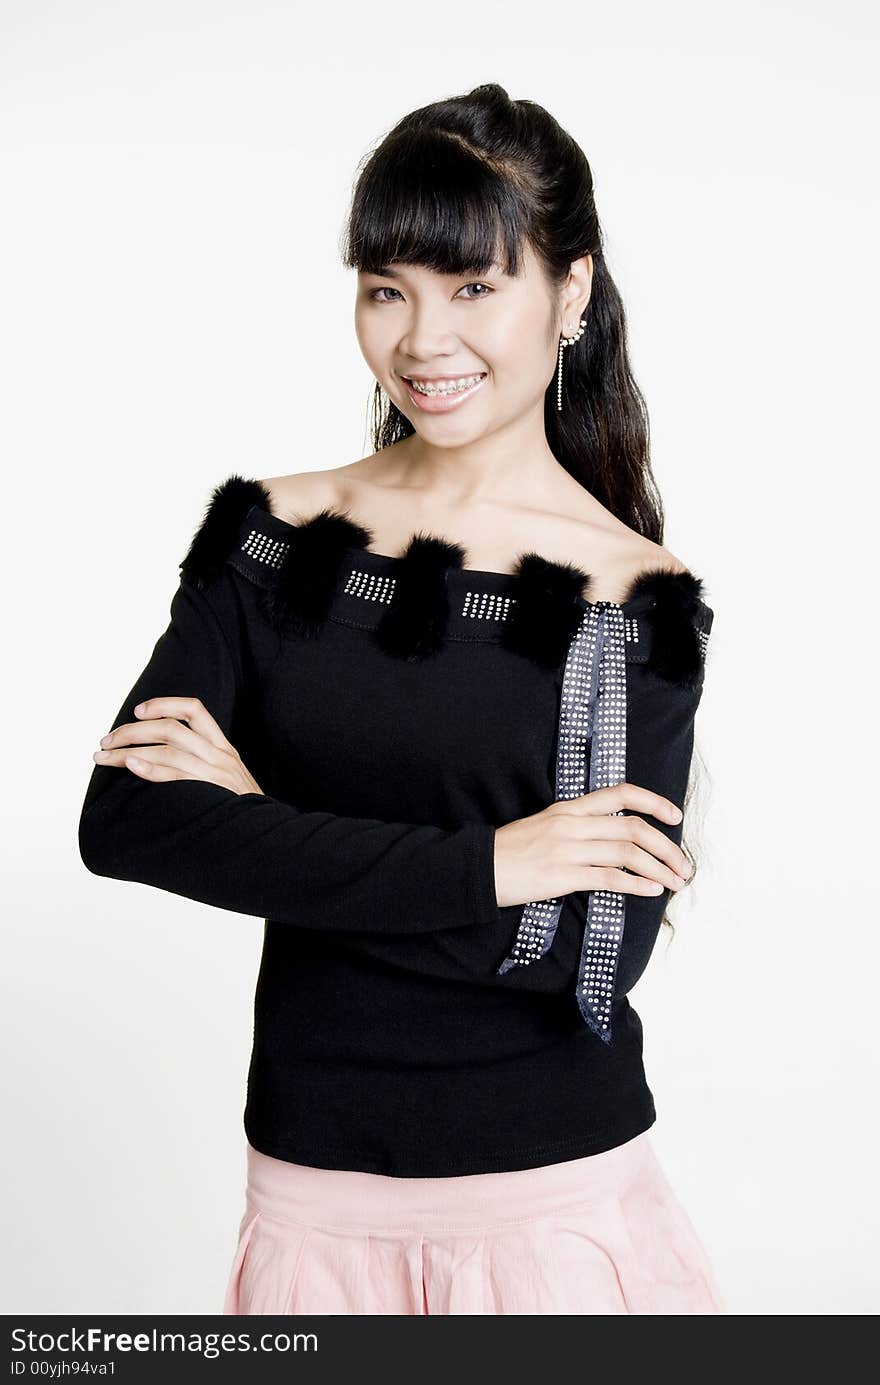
[496,602,629,1043]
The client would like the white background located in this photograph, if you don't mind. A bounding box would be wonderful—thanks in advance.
[2,0,877,1316]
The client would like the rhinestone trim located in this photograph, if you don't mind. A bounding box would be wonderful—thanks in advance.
[574,604,628,1038]
[241,528,289,570]
[462,590,515,621]
[496,602,630,1042]
[343,568,396,605]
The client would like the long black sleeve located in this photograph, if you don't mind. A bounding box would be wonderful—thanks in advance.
[78,570,500,934]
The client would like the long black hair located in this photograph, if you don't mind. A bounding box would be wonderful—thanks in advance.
[340,82,706,934]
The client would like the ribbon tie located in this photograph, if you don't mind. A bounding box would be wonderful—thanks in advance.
[497,601,629,1043]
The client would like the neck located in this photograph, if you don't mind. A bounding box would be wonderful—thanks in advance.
[387,413,569,507]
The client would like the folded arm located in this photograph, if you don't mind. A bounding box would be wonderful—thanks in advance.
[78,572,499,935]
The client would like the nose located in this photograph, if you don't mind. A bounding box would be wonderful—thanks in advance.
[399,304,458,365]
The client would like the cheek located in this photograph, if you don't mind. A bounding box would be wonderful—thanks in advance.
[353,311,386,372]
[485,320,555,396]
[487,301,555,372]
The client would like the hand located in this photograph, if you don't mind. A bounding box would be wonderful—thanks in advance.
[92,696,265,796]
[493,783,692,907]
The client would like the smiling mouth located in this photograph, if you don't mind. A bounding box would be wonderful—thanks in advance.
[402,372,487,397]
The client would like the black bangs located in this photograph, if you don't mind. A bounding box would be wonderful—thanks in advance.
[341,127,529,279]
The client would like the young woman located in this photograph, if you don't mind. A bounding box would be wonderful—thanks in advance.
[79,82,724,1314]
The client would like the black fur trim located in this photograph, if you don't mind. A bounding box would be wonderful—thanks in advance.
[625,568,707,688]
[179,473,274,590]
[262,507,373,638]
[374,534,466,661]
[498,553,591,670]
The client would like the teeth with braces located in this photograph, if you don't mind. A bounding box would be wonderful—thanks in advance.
[407,374,484,396]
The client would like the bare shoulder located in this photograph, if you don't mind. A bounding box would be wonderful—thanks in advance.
[257,467,354,523]
[590,527,693,603]
[633,536,692,578]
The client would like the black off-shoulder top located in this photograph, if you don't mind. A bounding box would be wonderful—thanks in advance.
[78,473,715,1177]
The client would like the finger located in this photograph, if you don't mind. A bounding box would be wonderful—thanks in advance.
[589,814,692,880]
[569,783,683,824]
[583,840,689,891]
[93,744,237,790]
[578,866,670,897]
[132,697,232,753]
[100,716,230,768]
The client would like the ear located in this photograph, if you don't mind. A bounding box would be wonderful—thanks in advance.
[374,534,466,661]
[262,509,373,638]
[498,553,591,670]
[626,568,709,688]
[179,474,275,590]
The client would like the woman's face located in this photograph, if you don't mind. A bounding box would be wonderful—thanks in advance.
[355,239,591,444]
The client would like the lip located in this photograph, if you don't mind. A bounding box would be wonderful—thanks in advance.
[400,372,487,414]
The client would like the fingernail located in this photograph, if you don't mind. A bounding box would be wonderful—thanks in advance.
[94,750,109,759]
[134,703,146,714]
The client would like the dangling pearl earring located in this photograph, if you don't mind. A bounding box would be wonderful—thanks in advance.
[556,315,587,411]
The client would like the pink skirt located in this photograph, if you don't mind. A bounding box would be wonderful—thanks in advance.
[223,1131,725,1315]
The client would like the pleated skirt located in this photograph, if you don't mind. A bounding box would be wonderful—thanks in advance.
[222,1131,725,1315]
